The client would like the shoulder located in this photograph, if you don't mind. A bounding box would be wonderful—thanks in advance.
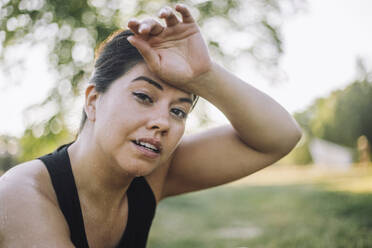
[0,159,56,202]
[0,160,74,247]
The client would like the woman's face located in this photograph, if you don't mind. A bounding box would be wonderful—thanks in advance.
[92,62,193,176]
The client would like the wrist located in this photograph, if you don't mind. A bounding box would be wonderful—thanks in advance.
[185,61,219,96]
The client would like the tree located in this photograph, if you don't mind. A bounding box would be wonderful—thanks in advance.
[0,0,306,161]
[293,60,372,163]
[0,135,19,171]
[314,80,372,148]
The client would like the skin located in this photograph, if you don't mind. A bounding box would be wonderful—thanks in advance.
[0,4,302,248]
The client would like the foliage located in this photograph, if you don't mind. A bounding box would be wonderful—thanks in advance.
[291,60,372,165]
[294,79,372,149]
[18,119,74,162]
[0,135,19,171]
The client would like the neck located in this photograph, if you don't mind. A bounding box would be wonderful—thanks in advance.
[68,129,134,208]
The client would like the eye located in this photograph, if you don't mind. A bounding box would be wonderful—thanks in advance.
[171,108,187,119]
[132,92,153,104]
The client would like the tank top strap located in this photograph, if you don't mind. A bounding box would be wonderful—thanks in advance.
[39,144,89,248]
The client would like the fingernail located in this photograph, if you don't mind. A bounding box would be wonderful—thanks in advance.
[139,24,149,33]
[159,8,169,17]
[160,8,166,14]
[164,6,172,15]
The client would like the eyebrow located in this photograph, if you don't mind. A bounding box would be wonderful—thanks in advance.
[131,76,193,105]
[178,97,193,105]
[132,76,163,90]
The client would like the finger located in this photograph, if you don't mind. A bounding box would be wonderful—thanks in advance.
[127,18,141,35]
[175,4,195,23]
[138,18,164,36]
[159,6,180,27]
[127,36,160,72]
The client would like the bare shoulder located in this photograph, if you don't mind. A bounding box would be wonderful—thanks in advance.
[0,160,57,203]
[0,160,75,247]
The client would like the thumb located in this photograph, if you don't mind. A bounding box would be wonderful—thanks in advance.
[127,36,160,72]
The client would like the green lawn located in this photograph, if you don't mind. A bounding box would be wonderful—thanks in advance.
[148,166,372,248]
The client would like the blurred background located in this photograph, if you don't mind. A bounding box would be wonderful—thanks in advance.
[0,0,371,247]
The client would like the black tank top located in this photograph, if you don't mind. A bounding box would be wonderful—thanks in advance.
[39,144,156,248]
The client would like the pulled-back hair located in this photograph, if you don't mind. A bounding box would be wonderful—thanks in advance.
[78,29,198,133]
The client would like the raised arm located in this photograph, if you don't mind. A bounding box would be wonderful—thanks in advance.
[127,4,302,198]
[163,62,302,196]
[188,62,302,156]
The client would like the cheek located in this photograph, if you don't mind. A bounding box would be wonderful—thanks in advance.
[169,124,185,148]
[96,100,141,141]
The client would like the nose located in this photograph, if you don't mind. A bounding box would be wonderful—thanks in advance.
[146,111,170,136]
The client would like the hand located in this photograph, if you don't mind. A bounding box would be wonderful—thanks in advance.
[127,4,212,89]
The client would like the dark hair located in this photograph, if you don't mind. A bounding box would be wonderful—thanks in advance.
[78,29,198,133]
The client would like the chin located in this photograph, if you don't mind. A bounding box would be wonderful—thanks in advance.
[118,158,158,178]
[129,166,155,178]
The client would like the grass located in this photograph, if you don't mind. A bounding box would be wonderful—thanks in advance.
[148,165,372,248]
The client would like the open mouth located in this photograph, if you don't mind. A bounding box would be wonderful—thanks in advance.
[132,140,161,153]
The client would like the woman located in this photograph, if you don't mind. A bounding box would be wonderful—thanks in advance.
[0,4,302,248]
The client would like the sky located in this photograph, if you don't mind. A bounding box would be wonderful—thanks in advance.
[1,0,372,137]
[268,0,372,113]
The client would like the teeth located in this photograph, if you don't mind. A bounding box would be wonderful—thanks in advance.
[135,140,159,152]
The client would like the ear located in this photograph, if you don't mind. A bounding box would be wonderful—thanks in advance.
[84,84,99,122]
